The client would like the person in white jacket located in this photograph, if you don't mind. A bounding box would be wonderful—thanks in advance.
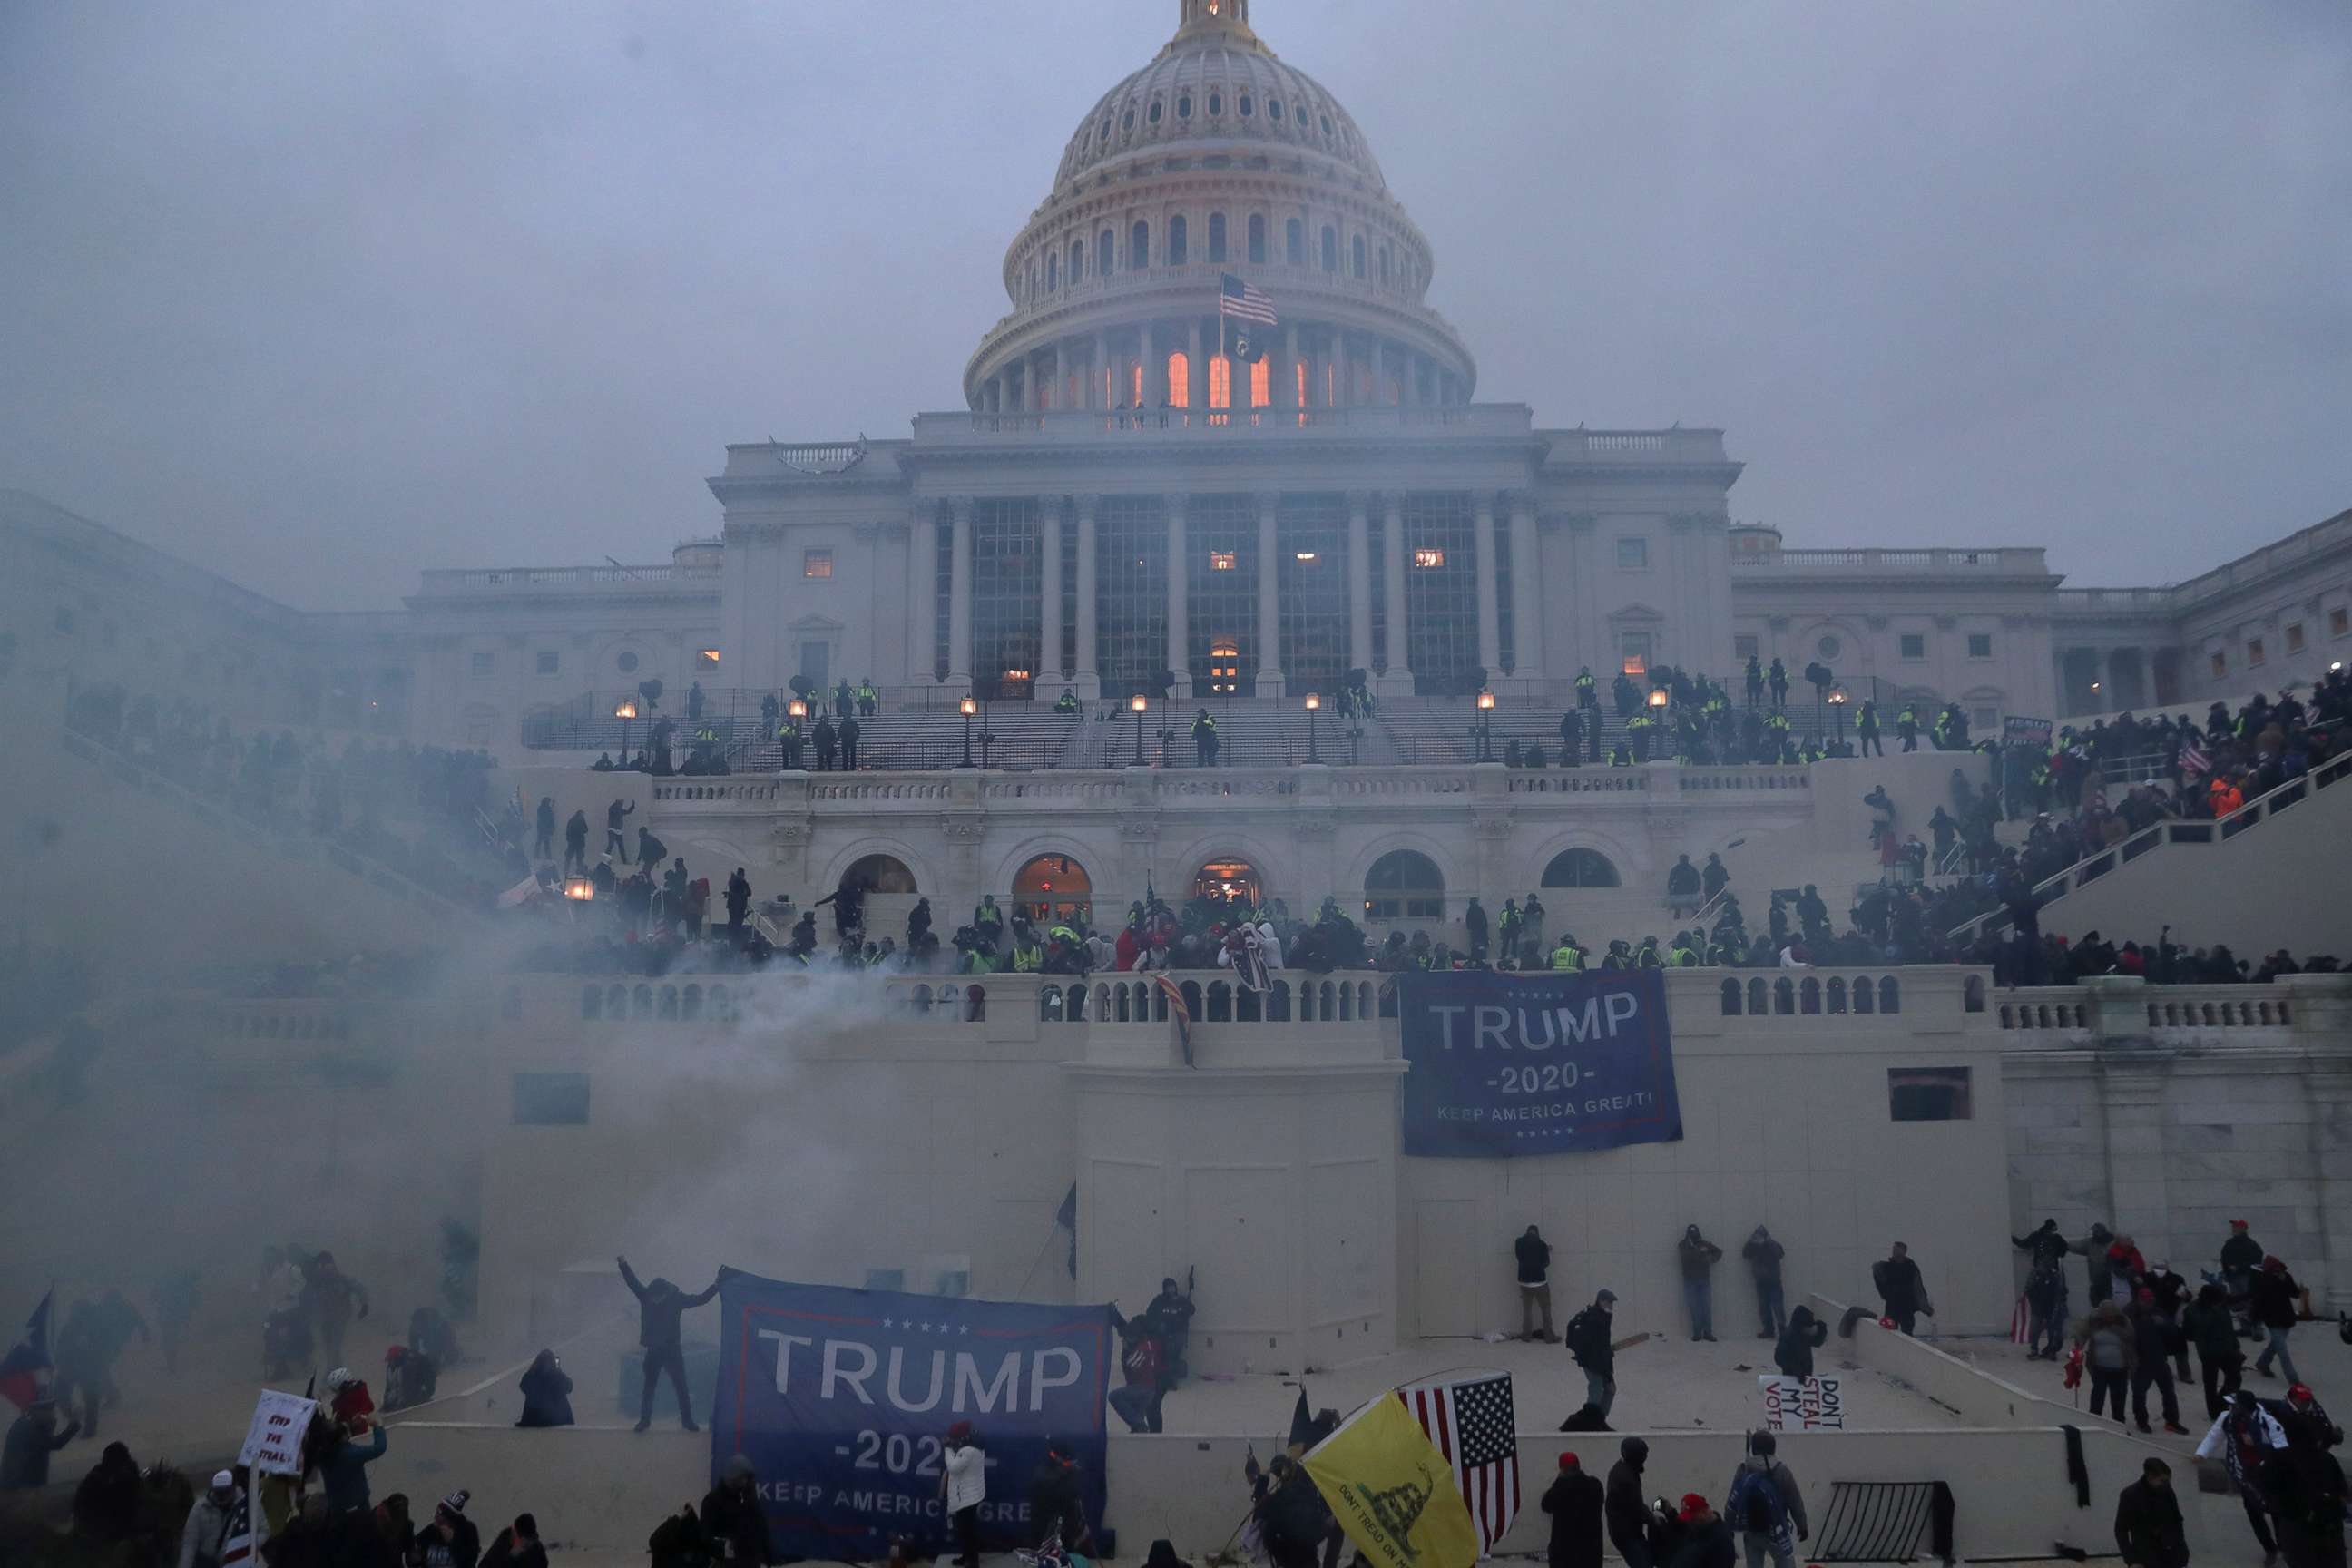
[177,1472,240,1568]
[942,1420,986,1568]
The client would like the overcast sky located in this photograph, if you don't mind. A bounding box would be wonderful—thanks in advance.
[4,1,2347,609]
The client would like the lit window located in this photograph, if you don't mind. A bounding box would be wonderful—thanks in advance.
[1250,358,1270,407]
[536,651,560,676]
[698,649,721,670]
[2210,650,2228,678]
[803,550,833,579]
[471,652,494,677]
[2287,623,2306,654]
[1209,355,1231,410]
[1620,632,1652,674]
[1210,552,1237,572]
[1167,352,1191,407]
[1295,551,1318,563]
[1900,633,1926,660]
[618,651,640,673]
[2248,637,2266,667]
[1889,1067,1971,1122]
[1616,537,1649,570]
[1967,633,1994,659]
[1734,634,1759,661]
[2334,607,2349,638]
[1413,548,1446,569]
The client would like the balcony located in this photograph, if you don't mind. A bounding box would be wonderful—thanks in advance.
[411,564,723,599]
[1730,546,2050,576]
[907,402,1534,446]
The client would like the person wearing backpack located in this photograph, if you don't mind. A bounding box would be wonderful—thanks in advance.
[1725,1431,1807,1568]
[1565,1290,1620,1421]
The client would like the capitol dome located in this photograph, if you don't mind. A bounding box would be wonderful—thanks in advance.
[964,0,1475,416]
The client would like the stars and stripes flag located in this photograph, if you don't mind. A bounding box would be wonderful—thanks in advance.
[2178,740,2210,777]
[1153,973,1194,1067]
[0,1289,53,1411]
[1220,272,1278,328]
[1397,1372,1520,1556]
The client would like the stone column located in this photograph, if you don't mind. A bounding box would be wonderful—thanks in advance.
[1345,491,1373,674]
[1188,321,1205,415]
[946,496,975,686]
[1095,332,1111,410]
[1381,492,1412,694]
[1284,323,1301,412]
[1507,491,1542,683]
[1038,495,1063,690]
[1053,341,1067,412]
[1166,495,1192,697]
[1473,491,1503,678]
[1073,494,1101,700]
[1140,323,1158,409]
[2093,648,2112,711]
[1255,490,1285,696]
[908,502,939,683]
[1335,333,1352,408]
[988,375,1004,415]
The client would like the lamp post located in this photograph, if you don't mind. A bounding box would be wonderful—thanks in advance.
[1304,691,1322,763]
[959,696,977,769]
[1475,689,1496,763]
[1645,685,1669,762]
[1828,684,1848,749]
[1130,693,1149,767]
[787,697,807,768]
[614,699,637,763]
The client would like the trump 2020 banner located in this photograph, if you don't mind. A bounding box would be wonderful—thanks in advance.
[1397,970,1682,1157]
[710,1269,1115,1561]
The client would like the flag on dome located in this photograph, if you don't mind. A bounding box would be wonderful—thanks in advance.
[1220,272,1279,328]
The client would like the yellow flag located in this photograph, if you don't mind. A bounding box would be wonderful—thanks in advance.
[1300,1394,1481,1568]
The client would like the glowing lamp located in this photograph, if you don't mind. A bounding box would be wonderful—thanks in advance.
[1647,688,1670,709]
[1130,694,1149,713]
[563,877,594,901]
[960,697,978,717]
[1475,690,1496,712]
[1304,693,1320,711]
[1828,686,1848,706]
[613,701,637,720]
[788,699,807,719]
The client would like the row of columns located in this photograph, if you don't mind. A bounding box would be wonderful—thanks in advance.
[915,491,1539,698]
[980,320,1462,415]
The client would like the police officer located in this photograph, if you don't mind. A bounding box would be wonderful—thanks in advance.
[1550,934,1585,971]
[1192,709,1220,767]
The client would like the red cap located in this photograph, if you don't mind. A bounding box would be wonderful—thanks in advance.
[1679,1494,1710,1523]
[2231,1220,2249,1228]
[2290,1384,2316,1404]
[1558,1453,1579,1469]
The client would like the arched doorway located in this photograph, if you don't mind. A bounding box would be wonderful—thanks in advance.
[1013,853,1092,923]
[839,854,917,894]
[1540,848,1621,888]
[1365,850,1444,920]
[1191,858,1262,907]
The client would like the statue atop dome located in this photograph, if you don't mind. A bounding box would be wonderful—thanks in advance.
[1174,0,1259,44]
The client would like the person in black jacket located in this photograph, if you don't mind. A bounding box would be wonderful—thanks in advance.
[618,1257,724,1432]
[648,1504,710,1568]
[1872,1243,1929,1335]
[1,1400,81,1489]
[1567,1291,1620,1421]
[414,1492,481,1568]
[2014,1219,2070,1270]
[702,1456,772,1568]
[2221,1220,2265,1333]
[515,1349,574,1428]
[1670,1494,1735,1568]
[2129,1297,2189,1435]
[1605,1437,1656,1568]
[1742,1227,1786,1339]
[1517,1227,1557,1342]
[1027,1442,1091,1553]
[2113,1459,2189,1568]
[1774,1307,1828,1378]
[1543,1452,1605,1568]
[2251,1257,2304,1384]
[2184,1283,2245,1417]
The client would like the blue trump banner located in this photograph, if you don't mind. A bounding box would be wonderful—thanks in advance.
[1398,969,1682,1157]
[710,1269,1115,1561]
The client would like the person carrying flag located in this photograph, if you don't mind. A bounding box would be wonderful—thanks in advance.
[2,1398,81,1489]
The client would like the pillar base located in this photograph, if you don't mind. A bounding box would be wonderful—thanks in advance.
[1254,670,1288,698]
[1073,671,1102,701]
[1376,670,1416,697]
[1168,673,1194,700]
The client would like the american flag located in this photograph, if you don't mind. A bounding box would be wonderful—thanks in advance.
[2178,740,2210,777]
[1152,973,1194,1067]
[1220,272,1278,328]
[1397,1373,1520,1555]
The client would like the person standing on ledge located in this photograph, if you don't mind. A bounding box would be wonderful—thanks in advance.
[1872,1242,1930,1337]
[1678,1226,1722,1342]
[942,1421,986,1568]
[617,1257,725,1433]
[1517,1226,1558,1343]
[1742,1227,1786,1340]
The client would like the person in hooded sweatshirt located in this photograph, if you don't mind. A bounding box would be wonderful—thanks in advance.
[1027,1439,1092,1553]
[618,1256,725,1432]
[515,1349,574,1428]
[1741,1227,1786,1340]
[1726,1431,1808,1568]
[1774,1307,1828,1379]
[1606,1438,1657,1568]
[74,1440,143,1543]
[1543,1452,1605,1568]
[178,1471,240,1568]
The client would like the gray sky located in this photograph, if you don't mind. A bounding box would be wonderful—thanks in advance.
[4,0,2347,609]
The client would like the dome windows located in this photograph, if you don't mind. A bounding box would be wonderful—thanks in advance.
[1046,252,1059,292]
[1101,116,1113,143]
[1170,214,1188,265]
[1132,219,1150,269]
[1320,225,1338,273]
[1285,218,1304,266]
[1320,113,1334,139]
[1239,93,1254,118]
[1097,230,1115,278]
[1269,97,1283,122]
[1208,211,1228,263]
[1208,90,1223,117]
[1247,213,1267,264]
[1148,98,1163,125]
[1178,93,1192,120]
[1122,107,1136,134]
[1352,235,1367,279]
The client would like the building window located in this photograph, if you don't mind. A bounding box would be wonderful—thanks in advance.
[513,1072,591,1126]
[1132,220,1150,268]
[1248,213,1267,264]
[1208,91,1222,116]
[1541,848,1621,888]
[1177,93,1191,120]
[1619,632,1653,674]
[617,651,640,674]
[1186,495,1259,692]
[972,498,1045,701]
[1286,218,1303,265]
[1616,537,1649,570]
[1351,235,1367,278]
[1169,216,1187,266]
[2286,623,2305,654]
[2247,637,2266,667]
[1971,705,1997,731]
[1900,633,1926,661]
[803,549,834,579]
[1888,1066,1972,1122]
[1321,226,1338,272]
[1209,551,1236,572]
[1734,634,1759,661]
[1239,92,1253,118]
[2210,650,2228,679]
[1277,494,1348,694]
[1046,252,1058,291]
[536,651,560,676]
[2332,607,2348,638]
[1095,496,1169,699]
[1413,548,1445,569]
[1071,239,1084,283]
[471,652,494,678]
[1147,98,1163,125]
[1097,230,1114,279]
[698,649,720,670]
[1404,495,1477,693]
[1967,633,1994,659]
[1209,211,1227,262]
[1365,849,1445,921]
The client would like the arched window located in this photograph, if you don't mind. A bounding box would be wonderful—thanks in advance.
[1879,977,1901,1014]
[1854,976,1876,1014]
[1541,848,1621,888]
[840,854,917,894]
[1097,230,1114,279]
[1192,858,1261,906]
[1013,853,1092,922]
[1248,214,1267,264]
[1286,218,1304,265]
[1352,235,1367,279]
[1147,98,1163,125]
[1209,211,1228,263]
[1167,351,1191,408]
[1365,850,1444,920]
[1321,227,1338,272]
[1178,93,1192,120]
[1170,215,1188,266]
[581,985,603,1022]
[1046,252,1059,292]
[1799,977,1820,1014]
[1250,358,1270,408]
[1132,220,1150,269]
[1380,243,1393,283]
[1070,239,1084,283]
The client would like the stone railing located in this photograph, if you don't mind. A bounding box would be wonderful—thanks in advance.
[910,404,1534,445]
[1990,975,2349,1039]
[1544,428,1731,464]
[414,564,721,594]
[1730,547,2045,573]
